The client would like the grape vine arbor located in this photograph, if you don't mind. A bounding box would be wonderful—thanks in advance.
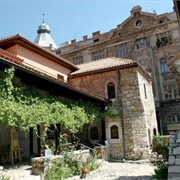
[0,66,106,143]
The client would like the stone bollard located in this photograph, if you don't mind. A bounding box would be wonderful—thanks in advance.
[31,157,46,175]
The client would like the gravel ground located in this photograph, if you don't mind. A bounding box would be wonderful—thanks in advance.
[0,159,155,180]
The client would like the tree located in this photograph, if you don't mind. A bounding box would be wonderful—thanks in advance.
[0,66,106,138]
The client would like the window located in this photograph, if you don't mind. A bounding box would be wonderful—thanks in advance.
[91,127,99,140]
[160,58,169,74]
[94,39,99,43]
[115,43,129,57]
[173,84,180,99]
[167,114,180,124]
[164,84,172,100]
[111,125,119,139]
[153,128,157,136]
[73,56,83,65]
[168,56,174,61]
[156,31,173,47]
[99,51,105,59]
[135,38,146,50]
[144,84,147,99]
[57,74,64,82]
[136,20,142,27]
[148,128,151,146]
[93,50,105,60]
[93,52,99,60]
[107,82,116,99]
[164,84,180,100]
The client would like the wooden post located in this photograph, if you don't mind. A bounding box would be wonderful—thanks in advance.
[9,127,22,164]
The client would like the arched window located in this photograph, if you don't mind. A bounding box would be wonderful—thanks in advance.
[168,56,174,61]
[153,128,157,136]
[148,128,151,145]
[107,82,116,99]
[167,114,180,124]
[160,58,169,74]
[91,127,99,140]
[111,125,119,139]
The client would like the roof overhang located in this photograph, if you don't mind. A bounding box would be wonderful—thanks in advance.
[0,34,78,71]
[0,55,110,105]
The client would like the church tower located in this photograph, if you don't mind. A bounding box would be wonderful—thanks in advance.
[34,14,57,51]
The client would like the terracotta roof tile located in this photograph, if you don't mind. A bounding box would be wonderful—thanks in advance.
[0,48,24,64]
[70,57,137,76]
[0,34,78,71]
[0,49,109,103]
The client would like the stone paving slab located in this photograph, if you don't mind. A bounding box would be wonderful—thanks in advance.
[67,160,155,180]
[1,159,155,180]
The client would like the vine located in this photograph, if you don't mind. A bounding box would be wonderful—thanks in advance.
[0,66,107,137]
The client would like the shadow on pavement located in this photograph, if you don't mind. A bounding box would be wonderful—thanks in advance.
[115,175,153,180]
[2,160,31,170]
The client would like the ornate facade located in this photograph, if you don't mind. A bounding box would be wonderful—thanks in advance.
[56,6,180,135]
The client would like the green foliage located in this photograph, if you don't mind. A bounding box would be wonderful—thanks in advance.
[152,168,168,180]
[46,158,73,180]
[46,151,99,180]
[150,135,169,180]
[0,175,11,180]
[82,154,99,171]
[0,66,106,136]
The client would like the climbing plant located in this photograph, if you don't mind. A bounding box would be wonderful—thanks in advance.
[0,66,107,136]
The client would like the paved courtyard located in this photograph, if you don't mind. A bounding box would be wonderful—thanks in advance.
[0,159,155,180]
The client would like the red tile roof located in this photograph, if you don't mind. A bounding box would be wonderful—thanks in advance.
[0,34,78,71]
[0,48,24,64]
[70,57,138,76]
[0,48,109,103]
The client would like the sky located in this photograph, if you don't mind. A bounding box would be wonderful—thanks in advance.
[0,0,174,48]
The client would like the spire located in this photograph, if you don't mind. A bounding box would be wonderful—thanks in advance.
[34,15,57,50]
[43,13,45,23]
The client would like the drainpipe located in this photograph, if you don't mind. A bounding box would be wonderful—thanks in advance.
[117,69,126,160]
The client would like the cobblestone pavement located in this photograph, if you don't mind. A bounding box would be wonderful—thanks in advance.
[68,160,155,180]
[0,161,40,180]
[0,159,155,180]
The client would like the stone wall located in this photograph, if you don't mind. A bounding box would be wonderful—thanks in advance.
[32,150,90,175]
[168,132,180,180]
[69,66,158,159]
[121,68,157,159]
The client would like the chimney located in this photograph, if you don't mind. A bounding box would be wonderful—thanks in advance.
[71,39,76,44]
[83,35,88,41]
[92,31,100,37]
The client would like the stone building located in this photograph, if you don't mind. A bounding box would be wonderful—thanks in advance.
[0,34,108,162]
[56,5,180,135]
[68,57,157,159]
[0,33,158,160]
